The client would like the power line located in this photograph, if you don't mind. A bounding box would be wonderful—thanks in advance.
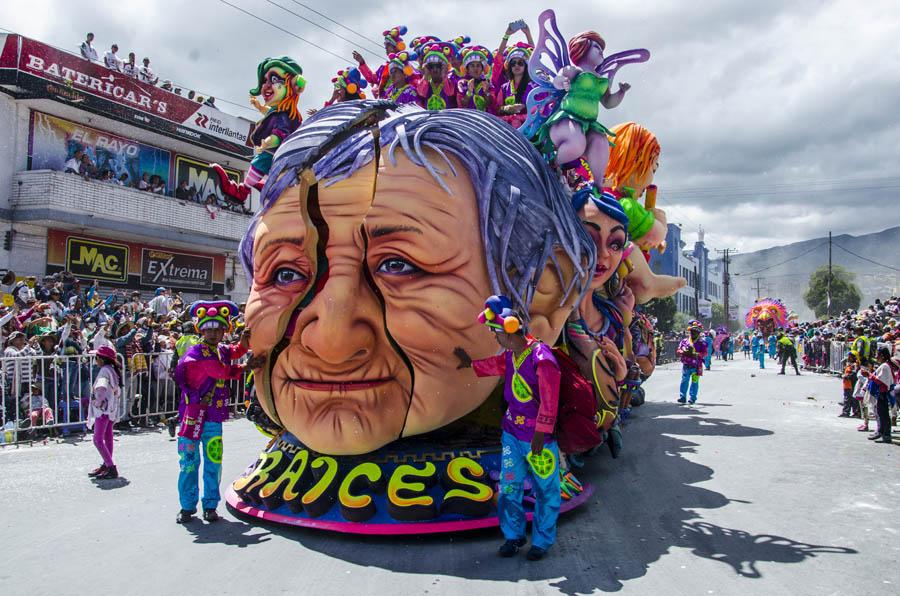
[832,242,900,273]
[266,0,383,60]
[731,242,828,276]
[287,0,385,51]
[217,0,353,63]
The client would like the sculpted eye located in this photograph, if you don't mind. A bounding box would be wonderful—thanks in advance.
[609,240,623,252]
[273,267,308,286]
[268,73,284,85]
[376,257,421,276]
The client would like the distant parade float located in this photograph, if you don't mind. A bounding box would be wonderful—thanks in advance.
[226,9,684,534]
[745,298,789,339]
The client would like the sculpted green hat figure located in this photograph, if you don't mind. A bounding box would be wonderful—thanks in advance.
[212,56,306,203]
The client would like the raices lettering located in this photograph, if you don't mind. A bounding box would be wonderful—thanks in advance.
[233,444,494,523]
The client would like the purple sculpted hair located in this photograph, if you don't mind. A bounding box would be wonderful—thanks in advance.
[239,100,595,323]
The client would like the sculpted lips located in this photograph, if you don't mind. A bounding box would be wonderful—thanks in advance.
[286,378,392,392]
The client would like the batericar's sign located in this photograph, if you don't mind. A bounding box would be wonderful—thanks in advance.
[141,249,213,291]
[0,35,253,159]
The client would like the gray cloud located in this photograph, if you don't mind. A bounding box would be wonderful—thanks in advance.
[6,0,899,253]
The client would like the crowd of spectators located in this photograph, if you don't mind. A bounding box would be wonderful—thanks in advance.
[60,150,250,214]
[79,32,217,108]
[794,297,900,444]
[0,270,246,441]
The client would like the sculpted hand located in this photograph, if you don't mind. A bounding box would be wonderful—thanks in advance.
[613,284,635,316]
[618,82,631,94]
[246,352,267,371]
[454,347,473,369]
[552,72,572,91]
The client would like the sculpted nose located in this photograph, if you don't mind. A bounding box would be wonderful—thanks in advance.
[298,273,379,366]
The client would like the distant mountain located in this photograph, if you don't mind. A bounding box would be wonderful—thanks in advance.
[715,227,900,321]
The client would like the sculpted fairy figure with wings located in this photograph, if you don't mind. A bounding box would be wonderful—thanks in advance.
[520,9,649,182]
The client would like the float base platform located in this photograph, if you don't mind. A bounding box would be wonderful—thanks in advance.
[225,483,594,535]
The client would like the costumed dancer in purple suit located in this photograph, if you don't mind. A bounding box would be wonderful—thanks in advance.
[353,25,408,98]
[492,19,536,129]
[174,300,248,524]
[416,41,459,110]
[460,295,561,561]
[676,320,708,405]
[457,45,496,113]
[382,51,421,105]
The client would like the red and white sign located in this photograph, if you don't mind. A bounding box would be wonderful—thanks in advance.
[1,34,252,158]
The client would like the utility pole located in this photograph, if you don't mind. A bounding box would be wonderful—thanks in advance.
[753,276,768,300]
[716,248,738,328]
[827,230,832,317]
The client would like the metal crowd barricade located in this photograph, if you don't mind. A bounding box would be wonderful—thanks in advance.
[122,352,248,426]
[828,341,847,374]
[1,351,126,446]
[1,350,249,446]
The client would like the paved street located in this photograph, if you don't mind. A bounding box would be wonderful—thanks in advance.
[1,356,897,596]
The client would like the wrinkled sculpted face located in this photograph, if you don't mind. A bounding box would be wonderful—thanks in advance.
[246,150,504,455]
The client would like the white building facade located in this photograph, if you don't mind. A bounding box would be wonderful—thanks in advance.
[0,33,255,302]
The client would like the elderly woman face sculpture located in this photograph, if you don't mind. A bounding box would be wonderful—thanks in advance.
[241,102,594,455]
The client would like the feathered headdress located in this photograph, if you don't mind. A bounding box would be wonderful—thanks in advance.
[745,298,788,329]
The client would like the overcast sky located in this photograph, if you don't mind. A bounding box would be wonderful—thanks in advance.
[6,0,900,253]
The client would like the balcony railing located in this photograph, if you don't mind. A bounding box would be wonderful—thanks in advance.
[11,170,250,243]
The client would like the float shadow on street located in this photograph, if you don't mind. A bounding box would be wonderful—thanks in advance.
[228,360,861,594]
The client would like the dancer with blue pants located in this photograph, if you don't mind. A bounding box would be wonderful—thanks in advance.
[463,295,561,561]
[677,320,708,404]
[173,300,247,524]
[752,334,765,369]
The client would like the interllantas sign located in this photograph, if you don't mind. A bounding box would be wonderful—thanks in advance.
[140,249,213,291]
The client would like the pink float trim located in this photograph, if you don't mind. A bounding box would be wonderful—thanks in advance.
[224,483,594,535]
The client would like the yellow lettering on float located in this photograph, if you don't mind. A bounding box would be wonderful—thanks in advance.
[259,449,311,511]
[233,450,283,497]
[387,462,438,522]
[440,457,494,517]
[338,462,385,522]
[301,456,339,517]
